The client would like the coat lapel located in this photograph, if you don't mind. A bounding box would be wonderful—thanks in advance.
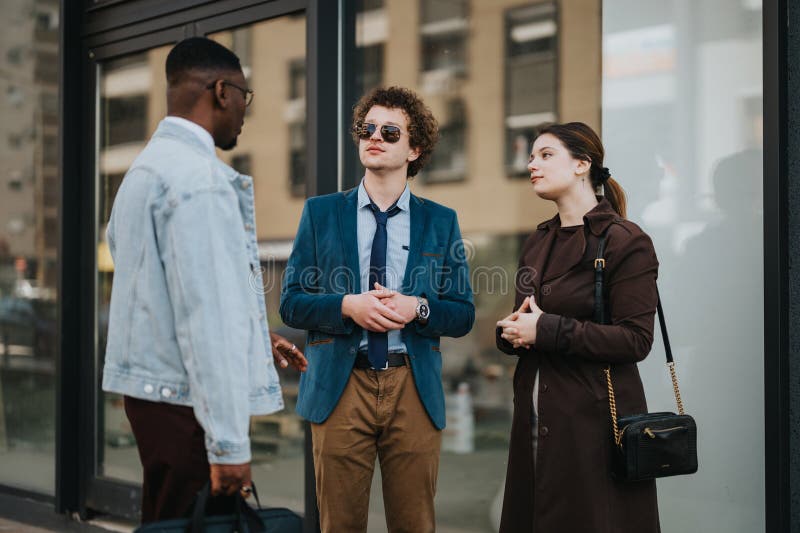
[538,198,619,283]
[403,194,429,293]
[338,188,360,293]
[541,228,587,283]
[520,227,555,302]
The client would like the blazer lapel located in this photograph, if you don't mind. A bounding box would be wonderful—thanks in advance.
[403,194,429,293]
[338,188,360,293]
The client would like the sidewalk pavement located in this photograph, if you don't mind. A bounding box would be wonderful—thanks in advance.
[0,516,54,532]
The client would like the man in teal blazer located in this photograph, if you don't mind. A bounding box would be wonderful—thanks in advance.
[280,87,474,532]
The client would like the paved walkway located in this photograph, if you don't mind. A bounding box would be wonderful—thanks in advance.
[0,517,59,532]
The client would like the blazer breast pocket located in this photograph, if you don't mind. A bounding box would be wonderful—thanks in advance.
[420,245,446,292]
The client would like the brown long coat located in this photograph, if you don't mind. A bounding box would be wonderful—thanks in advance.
[497,199,660,533]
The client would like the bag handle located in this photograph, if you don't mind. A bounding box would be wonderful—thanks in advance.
[187,482,266,533]
[593,230,686,447]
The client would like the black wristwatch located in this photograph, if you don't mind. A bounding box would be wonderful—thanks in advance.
[415,296,430,324]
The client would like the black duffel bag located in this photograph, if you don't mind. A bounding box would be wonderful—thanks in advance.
[134,482,302,533]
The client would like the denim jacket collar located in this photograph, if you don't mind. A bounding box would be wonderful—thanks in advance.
[151,119,243,183]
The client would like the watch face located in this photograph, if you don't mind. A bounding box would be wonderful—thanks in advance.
[419,304,430,319]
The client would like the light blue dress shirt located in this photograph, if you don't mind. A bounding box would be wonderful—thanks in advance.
[357,178,410,354]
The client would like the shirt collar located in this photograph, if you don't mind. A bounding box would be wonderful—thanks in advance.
[163,116,216,155]
[357,177,411,212]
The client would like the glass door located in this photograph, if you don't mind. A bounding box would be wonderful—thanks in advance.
[88,5,309,520]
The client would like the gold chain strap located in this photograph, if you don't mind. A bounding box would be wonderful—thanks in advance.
[605,362,686,447]
[668,362,685,415]
[604,366,622,447]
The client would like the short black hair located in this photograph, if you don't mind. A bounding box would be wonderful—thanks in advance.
[165,37,242,86]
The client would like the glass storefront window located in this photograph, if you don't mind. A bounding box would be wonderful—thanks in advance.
[603,1,764,531]
[96,45,174,481]
[94,14,308,515]
[210,15,308,512]
[0,0,59,494]
[350,1,764,531]
[0,0,60,495]
[352,1,601,530]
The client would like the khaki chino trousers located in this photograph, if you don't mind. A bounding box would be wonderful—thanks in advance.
[311,363,442,533]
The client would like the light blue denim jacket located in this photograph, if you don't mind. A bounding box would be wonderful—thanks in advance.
[102,119,283,464]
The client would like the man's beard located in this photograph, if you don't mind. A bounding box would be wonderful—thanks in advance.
[220,135,238,151]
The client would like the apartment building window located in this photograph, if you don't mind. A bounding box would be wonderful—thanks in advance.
[356,43,384,93]
[289,122,305,197]
[505,2,558,177]
[420,0,468,80]
[287,59,306,198]
[423,98,466,184]
[289,59,305,100]
[101,95,147,146]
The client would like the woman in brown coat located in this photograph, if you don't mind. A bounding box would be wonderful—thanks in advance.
[496,122,660,533]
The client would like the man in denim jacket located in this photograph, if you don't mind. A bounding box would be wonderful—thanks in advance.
[102,38,306,523]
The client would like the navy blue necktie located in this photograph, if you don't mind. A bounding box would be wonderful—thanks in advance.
[368,201,402,369]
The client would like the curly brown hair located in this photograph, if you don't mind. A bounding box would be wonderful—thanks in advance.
[351,86,439,177]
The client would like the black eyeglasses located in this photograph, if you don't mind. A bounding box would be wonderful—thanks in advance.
[206,80,254,107]
[354,122,403,143]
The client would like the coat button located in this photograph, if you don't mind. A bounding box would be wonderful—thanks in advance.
[540,426,549,437]
[143,384,154,394]
[541,285,552,296]
[541,383,548,392]
[244,223,253,231]
[240,180,251,190]
[161,387,172,398]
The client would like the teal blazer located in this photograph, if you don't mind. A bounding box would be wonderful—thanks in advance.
[280,188,475,429]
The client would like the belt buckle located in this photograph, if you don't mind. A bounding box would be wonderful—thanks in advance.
[372,360,390,371]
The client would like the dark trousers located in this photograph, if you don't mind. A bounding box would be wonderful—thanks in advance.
[124,396,235,523]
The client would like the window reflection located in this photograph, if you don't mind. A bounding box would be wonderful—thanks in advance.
[212,16,308,514]
[603,2,764,531]
[353,1,599,530]
[0,0,60,495]
[505,2,557,176]
[97,47,170,482]
[95,16,310,514]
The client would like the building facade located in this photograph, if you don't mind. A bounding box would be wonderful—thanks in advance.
[0,0,795,531]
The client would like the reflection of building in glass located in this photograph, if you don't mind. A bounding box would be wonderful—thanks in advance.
[0,0,59,293]
[0,0,60,495]
[350,0,599,234]
[505,2,558,176]
[347,0,600,385]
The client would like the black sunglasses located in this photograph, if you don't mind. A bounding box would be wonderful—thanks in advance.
[355,122,403,143]
[206,80,254,107]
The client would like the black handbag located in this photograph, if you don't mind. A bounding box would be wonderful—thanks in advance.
[133,482,302,533]
[594,230,698,482]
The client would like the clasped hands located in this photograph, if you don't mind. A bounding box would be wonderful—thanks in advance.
[342,282,418,331]
[497,296,544,349]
